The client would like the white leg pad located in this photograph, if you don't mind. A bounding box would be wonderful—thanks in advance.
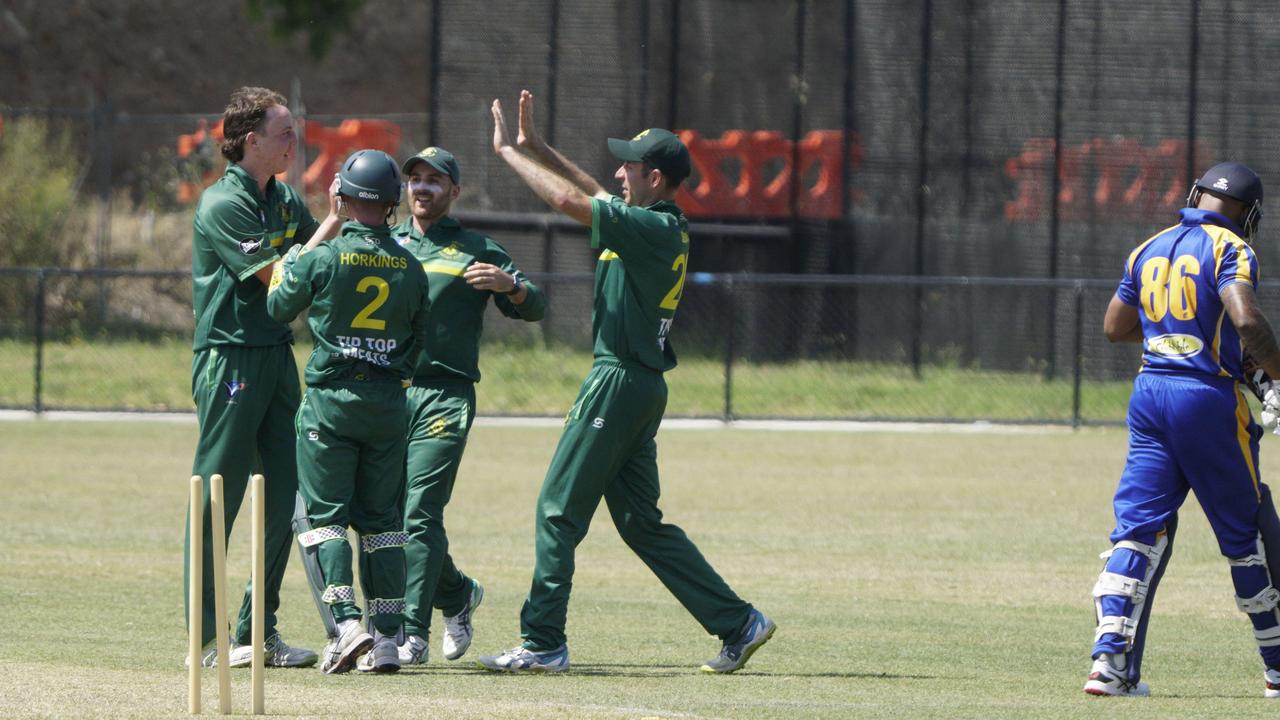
[1092,533,1170,649]
[1094,615,1137,642]
[1236,586,1280,615]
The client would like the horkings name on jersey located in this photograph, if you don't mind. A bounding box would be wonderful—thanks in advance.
[336,335,397,366]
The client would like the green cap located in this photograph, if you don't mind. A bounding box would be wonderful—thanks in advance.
[401,146,460,185]
[607,128,691,183]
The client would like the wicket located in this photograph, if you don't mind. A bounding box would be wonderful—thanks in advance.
[187,473,266,715]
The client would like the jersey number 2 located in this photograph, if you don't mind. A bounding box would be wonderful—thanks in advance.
[1139,255,1199,322]
[351,276,390,330]
[659,254,688,311]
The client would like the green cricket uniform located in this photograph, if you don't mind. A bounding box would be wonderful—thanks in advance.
[391,216,545,639]
[185,163,318,646]
[519,196,752,652]
[267,221,429,635]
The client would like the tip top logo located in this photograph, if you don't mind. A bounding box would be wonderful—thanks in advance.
[223,380,247,403]
[1213,177,1231,191]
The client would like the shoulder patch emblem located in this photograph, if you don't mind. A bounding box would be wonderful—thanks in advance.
[239,238,263,255]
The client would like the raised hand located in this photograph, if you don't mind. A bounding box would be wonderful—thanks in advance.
[517,89,542,151]
[491,99,513,155]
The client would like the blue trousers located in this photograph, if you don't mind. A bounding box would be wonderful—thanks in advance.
[1095,372,1280,667]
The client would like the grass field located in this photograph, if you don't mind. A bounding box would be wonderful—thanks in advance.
[0,338,1135,422]
[4,419,1280,718]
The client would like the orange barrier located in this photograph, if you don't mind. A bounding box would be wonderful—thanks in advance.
[300,119,401,193]
[1004,137,1214,223]
[176,118,402,202]
[676,130,863,219]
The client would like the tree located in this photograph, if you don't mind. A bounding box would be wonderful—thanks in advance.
[245,0,366,60]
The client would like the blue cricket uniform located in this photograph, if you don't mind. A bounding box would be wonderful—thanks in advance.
[1096,207,1280,668]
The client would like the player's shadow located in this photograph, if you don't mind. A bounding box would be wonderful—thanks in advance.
[479,663,936,680]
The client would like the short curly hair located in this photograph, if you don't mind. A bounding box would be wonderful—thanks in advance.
[220,87,287,163]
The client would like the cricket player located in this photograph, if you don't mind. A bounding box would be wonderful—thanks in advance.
[1085,162,1280,697]
[392,147,546,665]
[186,86,340,668]
[478,90,775,674]
[267,149,430,675]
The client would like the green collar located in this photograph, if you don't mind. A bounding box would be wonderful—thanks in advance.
[224,163,277,202]
[645,199,683,218]
[342,220,392,239]
[395,215,460,242]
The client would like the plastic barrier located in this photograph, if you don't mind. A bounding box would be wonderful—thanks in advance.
[176,118,402,201]
[1004,137,1214,223]
[676,130,863,220]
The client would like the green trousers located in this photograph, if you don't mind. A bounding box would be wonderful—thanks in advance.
[296,381,409,636]
[185,344,300,646]
[402,380,476,639]
[520,358,752,651]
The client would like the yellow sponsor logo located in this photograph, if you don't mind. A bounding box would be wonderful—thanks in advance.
[600,249,619,261]
[1146,333,1204,359]
[267,261,284,293]
[427,417,448,437]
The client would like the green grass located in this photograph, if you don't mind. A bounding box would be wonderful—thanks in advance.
[0,338,1135,421]
[3,421,1280,718]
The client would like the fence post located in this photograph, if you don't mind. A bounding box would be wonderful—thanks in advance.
[910,0,933,380]
[289,78,306,190]
[92,95,114,326]
[723,277,736,422]
[545,0,560,146]
[1044,0,1064,376]
[541,223,555,349]
[33,269,46,414]
[1072,281,1084,428]
[428,0,442,142]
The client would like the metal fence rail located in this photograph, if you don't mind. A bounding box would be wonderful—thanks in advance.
[0,265,1214,426]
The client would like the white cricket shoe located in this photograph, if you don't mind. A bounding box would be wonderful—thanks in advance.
[357,634,401,674]
[1265,666,1280,698]
[442,580,484,660]
[701,609,776,673]
[1083,652,1150,696]
[477,644,569,673]
[321,619,374,675]
[183,640,218,668]
[228,633,318,668]
[398,634,429,665]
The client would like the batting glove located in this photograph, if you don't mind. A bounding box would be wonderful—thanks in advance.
[1263,386,1280,436]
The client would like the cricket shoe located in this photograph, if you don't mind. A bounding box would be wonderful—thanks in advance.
[357,632,401,674]
[184,640,218,668]
[398,633,429,665]
[228,633,318,668]
[1265,665,1280,698]
[321,620,374,675]
[477,644,569,673]
[442,579,484,660]
[701,608,776,674]
[1083,652,1150,696]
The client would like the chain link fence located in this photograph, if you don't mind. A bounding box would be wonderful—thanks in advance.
[4,2,1279,423]
[0,263,1189,425]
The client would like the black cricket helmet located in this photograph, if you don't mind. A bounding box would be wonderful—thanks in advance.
[338,149,403,205]
[1188,161,1263,242]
